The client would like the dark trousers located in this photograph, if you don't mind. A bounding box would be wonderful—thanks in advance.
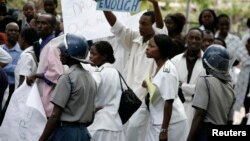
[48,124,91,141]
[195,122,214,141]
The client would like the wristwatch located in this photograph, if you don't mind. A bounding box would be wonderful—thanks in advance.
[161,128,167,133]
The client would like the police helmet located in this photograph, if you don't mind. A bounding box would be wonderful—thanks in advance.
[59,33,90,64]
[203,44,231,81]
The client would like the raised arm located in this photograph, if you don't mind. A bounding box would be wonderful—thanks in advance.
[149,0,164,28]
[103,11,117,27]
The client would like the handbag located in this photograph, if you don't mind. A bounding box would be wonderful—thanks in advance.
[118,71,142,124]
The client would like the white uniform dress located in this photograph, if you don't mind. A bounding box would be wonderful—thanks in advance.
[111,20,168,141]
[145,60,188,141]
[88,63,125,141]
[171,51,205,129]
[14,46,37,89]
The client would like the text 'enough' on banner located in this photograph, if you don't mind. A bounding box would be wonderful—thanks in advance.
[96,0,142,12]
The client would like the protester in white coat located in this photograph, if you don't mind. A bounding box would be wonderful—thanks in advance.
[88,41,125,141]
[14,27,39,88]
[101,0,167,140]
[171,28,205,130]
[144,34,188,141]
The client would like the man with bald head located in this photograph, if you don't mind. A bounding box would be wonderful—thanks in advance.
[1,22,21,95]
[36,13,56,49]
[27,13,64,118]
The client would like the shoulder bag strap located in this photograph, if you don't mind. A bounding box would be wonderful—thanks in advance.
[118,70,124,92]
[118,71,130,89]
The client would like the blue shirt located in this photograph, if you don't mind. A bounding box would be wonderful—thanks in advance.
[3,43,22,84]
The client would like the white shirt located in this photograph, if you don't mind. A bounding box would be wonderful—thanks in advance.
[150,60,186,125]
[88,63,123,131]
[171,51,205,127]
[171,51,205,101]
[111,20,168,103]
[14,46,37,89]
[0,46,12,64]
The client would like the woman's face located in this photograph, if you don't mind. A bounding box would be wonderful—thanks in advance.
[146,38,161,59]
[164,17,176,34]
[201,11,214,27]
[89,45,106,66]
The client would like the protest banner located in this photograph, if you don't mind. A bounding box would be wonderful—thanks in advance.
[61,0,143,40]
[0,81,47,141]
[96,0,141,13]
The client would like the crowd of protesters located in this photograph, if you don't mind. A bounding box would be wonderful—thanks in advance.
[0,0,250,141]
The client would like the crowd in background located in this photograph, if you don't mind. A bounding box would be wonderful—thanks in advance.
[0,0,250,141]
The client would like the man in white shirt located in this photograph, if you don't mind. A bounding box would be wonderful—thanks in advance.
[171,28,205,130]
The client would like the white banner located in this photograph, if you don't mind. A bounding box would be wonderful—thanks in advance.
[61,0,143,40]
[0,81,47,141]
[26,82,47,118]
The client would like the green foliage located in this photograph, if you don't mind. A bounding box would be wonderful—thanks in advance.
[8,0,26,9]
[160,0,250,34]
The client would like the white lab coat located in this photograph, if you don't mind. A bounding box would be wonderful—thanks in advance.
[145,60,188,141]
[88,63,125,141]
[14,46,37,89]
[171,52,205,129]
